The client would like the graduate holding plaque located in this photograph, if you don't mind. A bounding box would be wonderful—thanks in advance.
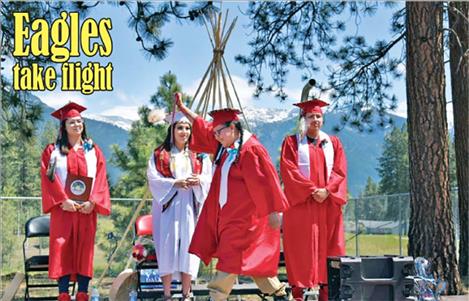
[40,102,111,301]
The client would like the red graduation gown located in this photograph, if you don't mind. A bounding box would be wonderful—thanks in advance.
[40,144,111,280]
[280,134,347,287]
[188,117,289,277]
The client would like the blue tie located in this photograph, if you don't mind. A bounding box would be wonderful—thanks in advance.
[226,148,238,162]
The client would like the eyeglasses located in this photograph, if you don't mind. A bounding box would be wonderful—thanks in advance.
[66,119,83,126]
[213,125,230,136]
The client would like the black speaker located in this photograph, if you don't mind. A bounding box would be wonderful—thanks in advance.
[328,256,415,301]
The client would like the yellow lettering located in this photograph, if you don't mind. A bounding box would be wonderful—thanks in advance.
[69,12,80,56]
[30,18,50,56]
[50,11,70,63]
[81,19,99,57]
[12,63,22,90]
[98,18,113,56]
[104,63,113,90]
[13,12,30,56]
[81,62,94,94]
[44,67,57,90]
[12,63,57,91]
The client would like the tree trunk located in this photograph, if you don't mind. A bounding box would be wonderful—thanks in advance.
[449,1,469,279]
[406,2,462,294]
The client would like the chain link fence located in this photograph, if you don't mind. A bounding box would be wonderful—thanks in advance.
[0,192,460,299]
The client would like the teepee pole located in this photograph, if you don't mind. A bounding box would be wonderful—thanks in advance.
[191,10,249,122]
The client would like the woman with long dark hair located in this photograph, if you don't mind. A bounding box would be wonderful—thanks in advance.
[147,111,212,300]
[40,102,111,301]
[175,93,290,301]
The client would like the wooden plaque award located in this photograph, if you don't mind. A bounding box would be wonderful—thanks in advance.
[65,174,92,204]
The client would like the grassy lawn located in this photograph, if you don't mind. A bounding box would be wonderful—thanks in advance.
[345,232,409,256]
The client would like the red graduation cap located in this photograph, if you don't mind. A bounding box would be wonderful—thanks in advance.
[293,99,329,115]
[51,102,86,121]
[208,108,241,128]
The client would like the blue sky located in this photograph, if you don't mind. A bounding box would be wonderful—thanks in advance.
[7,2,421,121]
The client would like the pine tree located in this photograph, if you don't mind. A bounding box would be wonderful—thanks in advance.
[377,125,409,219]
[448,1,469,278]
[239,2,464,292]
[378,125,409,195]
[406,2,461,293]
[359,177,385,220]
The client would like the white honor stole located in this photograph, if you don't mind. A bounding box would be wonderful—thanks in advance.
[297,131,334,181]
[218,131,253,208]
[51,145,98,191]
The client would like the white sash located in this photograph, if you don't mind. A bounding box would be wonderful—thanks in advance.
[51,145,97,191]
[297,131,334,181]
[219,131,252,208]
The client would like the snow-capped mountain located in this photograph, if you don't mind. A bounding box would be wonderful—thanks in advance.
[85,114,135,131]
[242,107,297,126]
[86,107,406,195]
[33,97,405,196]
[86,107,298,131]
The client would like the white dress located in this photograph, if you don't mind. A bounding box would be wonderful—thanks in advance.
[147,147,212,280]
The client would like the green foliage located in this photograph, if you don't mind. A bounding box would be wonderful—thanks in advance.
[449,137,457,189]
[377,124,409,195]
[1,119,42,197]
[111,115,166,198]
[362,176,380,197]
[346,233,409,256]
[359,177,386,220]
[0,111,49,273]
[150,72,192,109]
[111,71,185,198]
[104,72,187,277]
[376,125,409,219]
[0,1,214,137]
[237,1,404,131]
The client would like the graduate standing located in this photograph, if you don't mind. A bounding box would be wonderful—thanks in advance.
[147,111,212,300]
[40,102,111,301]
[175,93,290,301]
[280,100,347,301]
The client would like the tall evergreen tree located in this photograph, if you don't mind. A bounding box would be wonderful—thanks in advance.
[448,1,469,278]
[106,72,187,272]
[378,125,409,195]
[377,124,409,219]
[111,72,186,198]
[362,177,380,197]
[111,107,167,198]
[359,177,385,220]
[0,1,214,137]
[150,72,192,109]
[239,2,465,291]
[406,2,461,293]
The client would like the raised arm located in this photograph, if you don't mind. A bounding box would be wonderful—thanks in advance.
[175,92,219,154]
[175,92,198,123]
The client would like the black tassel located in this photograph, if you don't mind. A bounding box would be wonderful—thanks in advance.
[46,157,56,182]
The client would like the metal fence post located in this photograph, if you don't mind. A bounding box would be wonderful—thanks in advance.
[355,197,360,256]
[398,195,403,256]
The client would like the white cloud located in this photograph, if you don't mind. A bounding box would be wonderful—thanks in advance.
[99,105,140,120]
[113,89,147,105]
[282,87,303,102]
[394,99,407,118]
